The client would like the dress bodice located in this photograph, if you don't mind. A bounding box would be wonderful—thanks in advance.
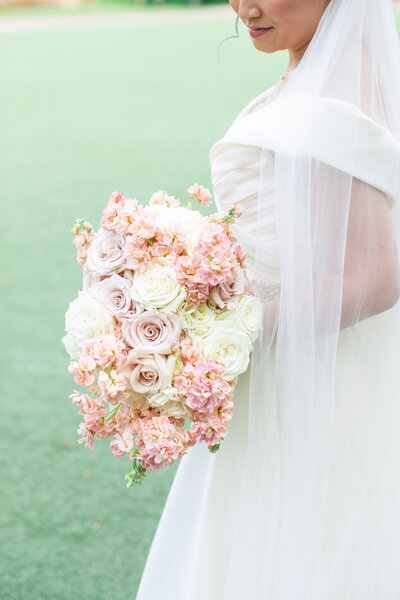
[209,87,400,284]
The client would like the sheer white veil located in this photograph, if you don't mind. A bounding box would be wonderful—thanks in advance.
[223,0,400,597]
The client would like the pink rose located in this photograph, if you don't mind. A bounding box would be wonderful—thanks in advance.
[125,349,176,399]
[207,265,247,310]
[121,311,181,353]
[86,231,127,276]
[90,274,136,318]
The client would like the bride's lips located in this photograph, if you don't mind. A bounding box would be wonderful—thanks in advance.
[249,27,273,39]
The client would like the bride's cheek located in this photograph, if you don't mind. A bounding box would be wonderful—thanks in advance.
[229,0,239,13]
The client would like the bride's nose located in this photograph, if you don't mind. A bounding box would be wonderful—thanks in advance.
[238,2,262,24]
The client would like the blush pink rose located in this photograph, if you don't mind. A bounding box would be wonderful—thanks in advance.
[125,349,176,399]
[207,265,247,309]
[121,311,181,353]
[86,231,127,276]
[90,274,135,318]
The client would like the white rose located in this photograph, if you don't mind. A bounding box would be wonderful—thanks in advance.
[62,291,115,359]
[200,326,253,381]
[179,302,216,339]
[148,387,190,419]
[216,295,262,343]
[130,257,186,313]
[236,295,263,342]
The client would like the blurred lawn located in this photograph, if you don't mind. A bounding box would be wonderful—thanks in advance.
[0,12,286,600]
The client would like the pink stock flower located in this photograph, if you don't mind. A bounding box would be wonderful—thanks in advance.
[79,405,115,441]
[189,416,227,447]
[77,421,95,450]
[97,369,129,403]
[171,230,187,255]
[134,417,189,471]
[217,396,234,425]
[71,221,96,266]
[151,241,175,259]
[70,391,105,414]
[175,255,200,280]
[187,183,213,207]
[68,356,96,387]
[123,236,152,272]
[179,337,203,365]
[195,223,231,256]
[174,360,225,415]
[84,334,127,369]
[101,192,138,234]
[149,190,180,208]
[234,244,246,268]
[110,429,134,459]
[127,210,159,242]
[136,415,176,444]
[185,282,210,307]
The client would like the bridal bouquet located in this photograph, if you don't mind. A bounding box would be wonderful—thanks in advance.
[63,185,262,487]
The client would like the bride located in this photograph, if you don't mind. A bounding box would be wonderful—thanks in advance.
[136,0,400,598]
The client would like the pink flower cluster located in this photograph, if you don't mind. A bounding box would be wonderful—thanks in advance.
[133,416,192,471]
[174,222,241,304]
[176,338,234,449]
[72,220,96,266]
[149,190,180,208]
[101,191,138,235]
[187,183,213,207]
[66,184,254,488]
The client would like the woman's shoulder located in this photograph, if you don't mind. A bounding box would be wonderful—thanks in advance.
[211,95,400,206]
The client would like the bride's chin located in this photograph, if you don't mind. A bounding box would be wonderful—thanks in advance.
[251,40,278,54]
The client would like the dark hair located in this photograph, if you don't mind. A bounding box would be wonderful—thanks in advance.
[217,15,240,61]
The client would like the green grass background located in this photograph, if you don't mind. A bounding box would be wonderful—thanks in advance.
[0,11,286,600]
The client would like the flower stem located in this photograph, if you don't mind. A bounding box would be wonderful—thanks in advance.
[104,401,123,422]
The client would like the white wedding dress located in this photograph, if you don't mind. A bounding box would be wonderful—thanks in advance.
[135,86,400,599]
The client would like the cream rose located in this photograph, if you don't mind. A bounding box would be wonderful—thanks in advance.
[121,311,181,353]
[179,302,216,339]
[200,327,253,381]
[216,295,262,342]
[62,291,115,359]
[236,295,263,342]
[208,266,247,310]
[86,230,127,276]
[125,348,176,398]
[130,257,186,312]
[148,387,190,419]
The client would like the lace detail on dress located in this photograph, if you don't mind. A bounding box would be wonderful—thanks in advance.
[253,281,281,302]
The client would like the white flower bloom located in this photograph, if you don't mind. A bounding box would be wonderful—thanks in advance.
[178,302,216,339]
[148,387,190,419]
[130,257,186,313]
[200,326,253,381]
[62,291,115,359]
[216,295,263,342]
